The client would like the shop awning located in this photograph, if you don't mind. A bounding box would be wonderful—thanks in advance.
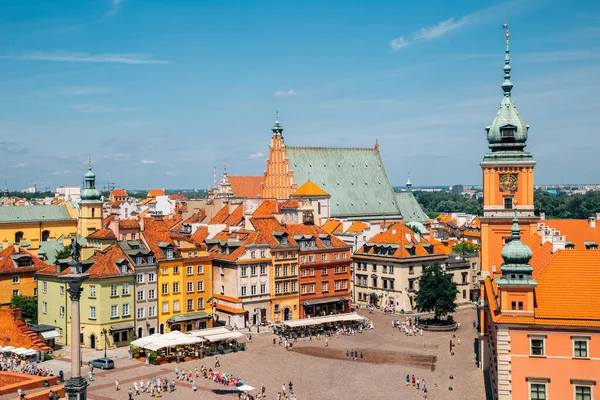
[110,323,134,331]
[167,312,210,324]
[41,330,61,339]
[303,297,349,306]
[283,319,322,328]
[189,327,230,337]
[203,331,245,342]
[130,331,204,351]
[313,312,367,324]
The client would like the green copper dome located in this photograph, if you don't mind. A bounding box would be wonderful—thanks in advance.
[501,215,533,265]
[272,111,284,135]
[80,161,102,202]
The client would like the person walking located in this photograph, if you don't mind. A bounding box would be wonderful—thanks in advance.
[325,337,328,347]
[406,375,410,386]
[48,390,53,400]
[346,350,349,359]
[412,375,416,386]
[17,389,22,399]
[128,388,133,400]
[360,352,363,362]
[191,379,197,392]
[116,380,120,391]
[214,357,220,368]
[416,378,420,389]
[88,370,93,382]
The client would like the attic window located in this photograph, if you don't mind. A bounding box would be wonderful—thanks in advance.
[17,258,33,267]
[121,264,128,274]
[585,242,598,250]
[501,127,515,139]
[565,242,575,250]
[165,248,174,259]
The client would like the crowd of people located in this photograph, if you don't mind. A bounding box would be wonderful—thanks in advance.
[123,375,177,398]
[392,317,424,337]
[0,354,52,377]
[406,374,428,399]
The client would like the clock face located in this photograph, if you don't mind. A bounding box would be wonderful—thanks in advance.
[499,174,518,192]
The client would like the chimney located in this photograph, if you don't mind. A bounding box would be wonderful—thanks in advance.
[589,217,596,229]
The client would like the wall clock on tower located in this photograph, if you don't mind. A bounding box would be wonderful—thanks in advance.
[499,174,518,192]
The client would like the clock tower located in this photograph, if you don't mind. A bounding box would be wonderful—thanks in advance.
[480,26,538,280]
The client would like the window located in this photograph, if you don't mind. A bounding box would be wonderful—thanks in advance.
[463,290,467,299]
[409,266,414,274]
[335,266,341,274]
[309,284,315,293]
[173,266,179,274]
[90,306,96,319]
[136,273,144,283]
[301,285,307,294]
[342,265,348,273]
[137,308,144,319]
[220,285,224,295]
[301,269,307,277]
[530,338,545,356]
[260,250,266,258]
[220,267,225,276]
[519,302,523,310]
[187,266,193,275]
[301,256,306,264]
[382,265,387,274]
[122,303,130,316]
[501,127,515,138]
[197,265,204,274]
[161,283,169,294]
[59,285,65,295]
[187,281,193,293]
[162,302,169,313]
[251,265,257,276]
[59,306,65,316]
[342,281,347,289]
[322,267,327,275]
[275,283,281,294]
[148,289,156,299]
[409,279,415,291]
[260,265,266,275]
[275,266,281,277]
[166,248,174,259]
[42,301,47,314]
[342,253,347,259]
[309,268,315,276]
[334,253,339,260]
[309,255,315,262]
[321,254,327,261]
[148,272,156,282]
[173,282,179,293]
[197,298,204,310]
[162,267,168,275]
[43,281,47,293]
[335,281,340,290]
[34,288,37,296]
[241,286,247,296]
[372,264,377,272]
[284,266,289,276]
[504,197,513,210]
[283,282,289,293]
[88,285,95,298]
[197,280,204,291]
[173,300,180,312]
[575,386,592,400]
[12,275,19,284]
[122,283,130,295]
[291,265,296,275]
[111,284,118,297]
[136,256,143,265]
[529,383,546,400]
[291,251,296,258]
[15,231,23,243]
[251,285,257,295]
[187,299,194,311]
[251,251,256,258]
[111,305,118,318]
[322,282,328,292]
[573,339,589,358]
[241,266,248,277]
[137,291,145,301]
[259,283,265,294]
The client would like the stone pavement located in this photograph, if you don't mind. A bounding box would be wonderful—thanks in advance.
[37,307,485,400]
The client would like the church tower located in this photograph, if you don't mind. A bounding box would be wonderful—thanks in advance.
[261,113,296,199]
[78,159,103,236]
[480,26,538,279]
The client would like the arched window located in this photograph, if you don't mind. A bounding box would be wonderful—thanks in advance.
[15,231,24,243]
[91,208,95,218]
[42,230,50,242]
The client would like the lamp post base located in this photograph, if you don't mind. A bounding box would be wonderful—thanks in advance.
[63,376,88,400]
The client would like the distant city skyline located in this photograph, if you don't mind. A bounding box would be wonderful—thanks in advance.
[1,0,599,189]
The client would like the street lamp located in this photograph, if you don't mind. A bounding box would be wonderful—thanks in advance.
[100,328,108,359]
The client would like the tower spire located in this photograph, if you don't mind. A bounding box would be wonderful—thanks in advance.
[272,111,284,135]
[502,23,513,97]
[406,172,412,190]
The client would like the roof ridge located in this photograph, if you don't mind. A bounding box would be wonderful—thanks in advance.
[287,146,377,151]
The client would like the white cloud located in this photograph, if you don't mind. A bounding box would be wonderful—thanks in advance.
[390,36,409,51]
[165,171,179,176]
[413,17,468,41]
[13,163,27,168]
[1,52,169,65]
[73,104,136,113]
[273,89,297,97]
[141,159,156,164]
[249,152,264,159]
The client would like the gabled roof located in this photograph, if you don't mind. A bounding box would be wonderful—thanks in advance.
[209,205,230,224]
[103,215,115,228]
[166,214,183,230]
[191,226,209,243]
[280,199,300,209]
[228,176,264,198]
[147,189,165,198]
[184,210,207,224]
[541,219,600,250]
[394,191,429,223]
[321,219,342,235]
[286,147,400,218]
[0,205,75,224]
[111,189,127,198]
[142,218,179,260]
[252,199,277,217]
[223,205,244,227]
[87,228,117,240]
[291,180,329,197]
[356,223,445,259]
[344,221,369,236]
[0,246,48,274]
[119,219,140,229]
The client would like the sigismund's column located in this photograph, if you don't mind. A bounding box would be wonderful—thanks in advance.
[61,239,90,400]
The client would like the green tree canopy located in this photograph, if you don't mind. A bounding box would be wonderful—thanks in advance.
[55,245,71,260]
[10,295,37,324]
[453,241,480,254]
[415,264,459,320]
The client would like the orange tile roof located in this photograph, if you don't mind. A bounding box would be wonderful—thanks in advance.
[252,199,277,217]
[118,219,140,229]
[184,210,207,224]
[103,215,115,228]
[141,198,155,205]
[291,180,329,197]
[284,223,348,248]
[147,189,165,198]
[191,226,209,243]
[142,218,179,260]
[228,176,264,198]
[111,189,127,198]
[321,219,342,235]
[223,204,244,227]
[542,219,600,249]
[356,223,446,259]
[345,221,368,236]
[280,199,299,209]
[523,233,554,279]
[111,200,124,207]
[166,213,183,230]
[214,293,243,304]
[169,193,186,200]
[0,246,48,274]
[209,205,230,224]
[216,303,246,314]
[87,228,116,240]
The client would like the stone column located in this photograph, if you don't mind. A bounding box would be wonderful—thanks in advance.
[61,271,89,400]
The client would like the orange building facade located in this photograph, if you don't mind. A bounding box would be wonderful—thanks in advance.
[480,28,600,400]
[261,115,296,200]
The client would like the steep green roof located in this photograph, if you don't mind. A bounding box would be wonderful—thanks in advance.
[286,147,401,218]
[38,238,66,265]
[0,205,75,224]
[394,191,429,223]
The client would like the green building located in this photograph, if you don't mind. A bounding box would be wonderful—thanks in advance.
[36,243,135,349]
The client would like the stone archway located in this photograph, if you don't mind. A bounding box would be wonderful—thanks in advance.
[90,334,96,349]
[283,307,291,321]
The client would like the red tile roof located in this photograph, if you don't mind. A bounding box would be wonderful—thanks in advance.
[166,214,183,230]
[214,293,243,304]
[252,200,277,217]
[184,210,207,224]
[103,215,115,228]
[291,180,329,197]
[356,223,445,258]
[280,199,299,209]
[191,226,209,244]
[87,228,117,240]
[216,303,246,314]
[228,176,264,198]
[0,246,48,274]
[523,233,554,279]
[142,218,179,260]
[321,219,342,235]
[209,205,230,224]
[541,219,600,249]
[223,205,244,227]
[147,189,165,198]
[111,189,127,198]
[169,193,186,200]
[345,221,368,236]
[118,219,140,229]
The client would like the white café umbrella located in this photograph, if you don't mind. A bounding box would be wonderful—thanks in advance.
[237,384,255,392]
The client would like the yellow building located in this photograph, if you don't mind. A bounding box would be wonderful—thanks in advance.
[0,245,49,308]
[78,161,103,237]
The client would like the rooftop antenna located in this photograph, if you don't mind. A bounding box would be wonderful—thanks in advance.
[213,166,217,189]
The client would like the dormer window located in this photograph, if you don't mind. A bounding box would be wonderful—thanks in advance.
[501,126,516,139]
[136,256,143,265]
[585,242,598,250]
[121,264,128,274]
[166,248,173,259]
[17,258,33,267]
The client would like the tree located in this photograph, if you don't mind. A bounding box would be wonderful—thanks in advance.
[415,264,458,320]
[453,241,479,254]
[55,245,71,260]
[10,295,38,323]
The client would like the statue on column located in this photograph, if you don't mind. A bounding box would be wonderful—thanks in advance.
[71,237,81,263]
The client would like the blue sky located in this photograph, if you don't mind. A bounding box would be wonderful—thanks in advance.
[1,0,599,190]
